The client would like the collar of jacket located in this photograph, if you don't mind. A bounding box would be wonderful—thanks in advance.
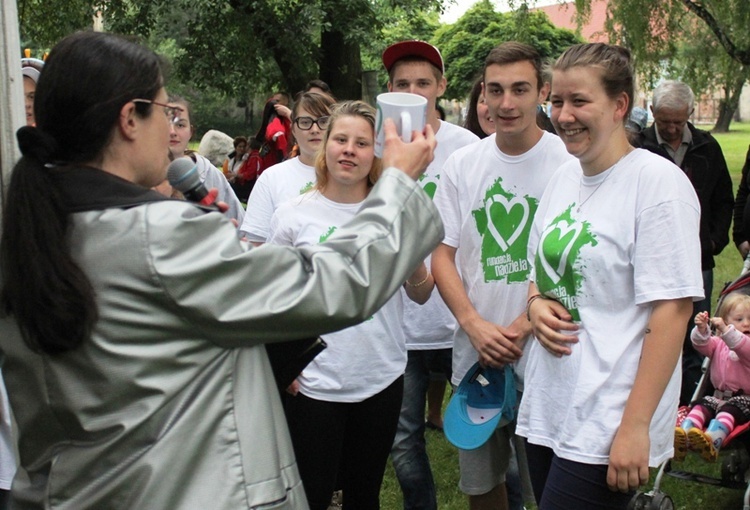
[48,166,213,214]
[640,122,711,152]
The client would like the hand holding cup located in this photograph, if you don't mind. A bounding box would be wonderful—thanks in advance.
[381,119,435,181]
[374,92,428,157]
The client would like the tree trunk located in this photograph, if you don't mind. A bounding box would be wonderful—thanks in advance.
[227,0,308,95]
[319,29,363,100]
[713,76,745,133]
[714,101,734,133]
[273,56,308,97]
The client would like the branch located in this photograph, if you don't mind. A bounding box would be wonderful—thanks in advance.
[680,0,750,65]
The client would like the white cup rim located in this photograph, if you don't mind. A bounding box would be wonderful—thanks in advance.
[376,92,428,107]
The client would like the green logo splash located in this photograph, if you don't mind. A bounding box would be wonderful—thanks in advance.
[418,173,439,200]
[534,206,597,321]
[471,178,537,283]
[300,182,314,195]
[319,226,337,243]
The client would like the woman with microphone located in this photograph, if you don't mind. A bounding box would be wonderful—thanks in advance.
[0,31,440,510]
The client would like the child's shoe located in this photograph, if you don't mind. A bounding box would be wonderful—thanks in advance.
[688,427,719,462]
[706,419,730,450]
[673,427,689,462]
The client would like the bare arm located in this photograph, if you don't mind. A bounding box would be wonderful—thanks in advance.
[403,262,434,305]
[432,243,524,367]
[607,297,692,492]
[526,282,579,357]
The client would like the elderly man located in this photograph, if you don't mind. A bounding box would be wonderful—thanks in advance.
[636,80,734,405]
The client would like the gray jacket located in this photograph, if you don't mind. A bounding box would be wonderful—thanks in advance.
[0,167,443,509]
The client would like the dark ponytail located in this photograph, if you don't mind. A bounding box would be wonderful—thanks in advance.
[1,128,98,353]
[0,32,163,354]
[255,100,279,145]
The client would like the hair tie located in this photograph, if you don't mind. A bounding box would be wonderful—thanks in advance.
[16,125,59,164]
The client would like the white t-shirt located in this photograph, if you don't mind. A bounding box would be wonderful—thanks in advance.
[193,154,245,225]
[516,148,704,467]
[268,191,406,402]
[225,155,245,177]
[403,120,479,350]
[433,132,572,387]
[239,157,315,242]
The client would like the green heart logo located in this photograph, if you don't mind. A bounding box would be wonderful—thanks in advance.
[485,194,529,251]
[538,220,582,284]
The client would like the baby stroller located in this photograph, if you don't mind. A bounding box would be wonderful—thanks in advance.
[629,270,750,510]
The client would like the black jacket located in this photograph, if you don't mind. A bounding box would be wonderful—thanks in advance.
[732,145,750,247]
[636,123,733,270]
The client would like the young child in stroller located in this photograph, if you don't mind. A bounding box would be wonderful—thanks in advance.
[675,292,750,462]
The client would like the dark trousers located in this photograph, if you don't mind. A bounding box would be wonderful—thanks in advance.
[229,179,255,203]
[525,442,634,510]
[285,376,404,510]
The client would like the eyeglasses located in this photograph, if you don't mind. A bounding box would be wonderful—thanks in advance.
[294,116,330,131]
[132,99,184,124]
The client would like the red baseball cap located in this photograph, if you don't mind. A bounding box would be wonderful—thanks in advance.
[382,40,444,75]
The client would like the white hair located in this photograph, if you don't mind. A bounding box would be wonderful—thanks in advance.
[652,80,694,112]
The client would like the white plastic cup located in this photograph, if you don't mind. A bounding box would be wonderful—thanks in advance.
[374,92,428,158]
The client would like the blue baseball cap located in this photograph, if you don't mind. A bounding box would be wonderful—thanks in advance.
[444,363,516,450]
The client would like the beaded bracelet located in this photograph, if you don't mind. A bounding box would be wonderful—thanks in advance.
[406,272,432,288]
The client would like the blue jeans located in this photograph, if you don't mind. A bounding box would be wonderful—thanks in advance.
[391,349,451,510]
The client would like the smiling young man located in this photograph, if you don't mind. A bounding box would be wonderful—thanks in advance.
[383,40,479,510]
[432,42,572,510]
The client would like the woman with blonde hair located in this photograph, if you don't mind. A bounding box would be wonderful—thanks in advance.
[268,101,433,510]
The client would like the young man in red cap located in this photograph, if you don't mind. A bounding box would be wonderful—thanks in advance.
[383,40,479,510]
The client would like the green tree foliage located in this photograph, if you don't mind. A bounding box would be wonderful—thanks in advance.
[17,0,443,102]
[673,21,750,132]
[572,0,750,131]
[361,8,442,91]
[15,0,446,135]
[433,0,581,100]
[17,0,95,47]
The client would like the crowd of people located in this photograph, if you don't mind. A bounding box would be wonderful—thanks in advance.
[1,27,748,510]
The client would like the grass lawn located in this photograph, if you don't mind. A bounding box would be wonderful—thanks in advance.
[379,122,750,510]
[710,121,749,304]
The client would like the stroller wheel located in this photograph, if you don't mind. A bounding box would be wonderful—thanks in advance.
[721,448,750,486]
[627,491,674,510]
[627,492,650,510]
[649,492,674,510]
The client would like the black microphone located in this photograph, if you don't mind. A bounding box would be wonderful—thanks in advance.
[167,157,216,206]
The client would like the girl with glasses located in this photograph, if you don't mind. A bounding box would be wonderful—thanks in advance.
[239,91,337,244]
